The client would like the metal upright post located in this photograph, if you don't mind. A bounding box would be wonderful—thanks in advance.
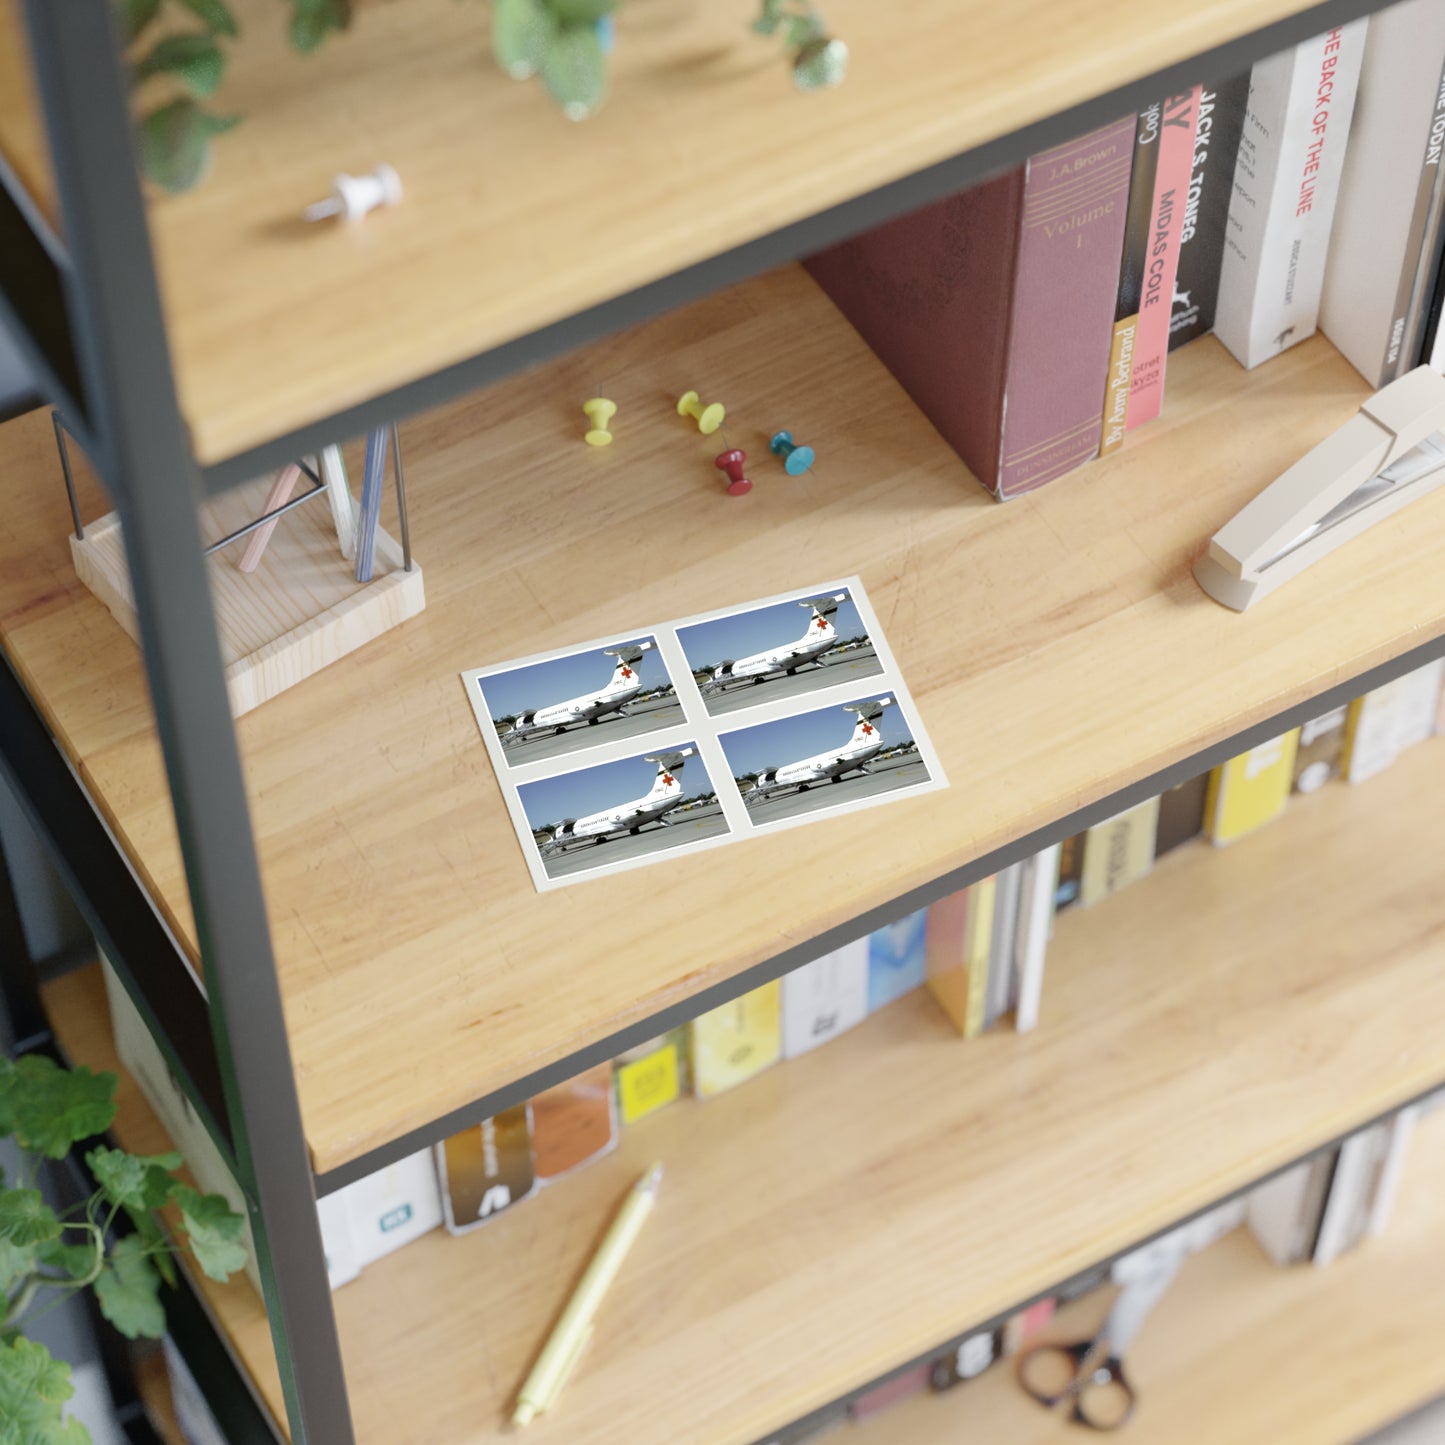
[19,2,356,1440]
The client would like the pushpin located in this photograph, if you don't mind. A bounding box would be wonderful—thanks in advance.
[677,390,726,435]
[303,164,403,223]
[714,448,752,496]
[583,397,616,446]
[769,430,815,475]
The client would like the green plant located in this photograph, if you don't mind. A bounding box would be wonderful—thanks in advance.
[121,0,353,193]
[490,0,617,121]
[752,0,848,91]
[0,1053,246,1445]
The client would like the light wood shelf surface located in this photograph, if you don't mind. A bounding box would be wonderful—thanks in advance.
[0,0,58,231]
[4,266,1445,1173]
[851,1108,1445,1445]
[135,0,1337,465]
[44,736,1445,1443]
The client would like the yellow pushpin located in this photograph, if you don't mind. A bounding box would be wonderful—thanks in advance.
[676,389,725,435]
[583,397,616,447]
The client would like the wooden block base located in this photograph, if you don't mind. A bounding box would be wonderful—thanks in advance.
[70,476,424,717]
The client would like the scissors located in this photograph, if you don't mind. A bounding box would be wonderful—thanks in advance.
[1016,1243,1183,1430]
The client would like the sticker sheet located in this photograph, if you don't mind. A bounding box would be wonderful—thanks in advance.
[461,578,947,891]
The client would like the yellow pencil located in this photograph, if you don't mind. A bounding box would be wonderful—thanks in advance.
[511,1162,663,1427]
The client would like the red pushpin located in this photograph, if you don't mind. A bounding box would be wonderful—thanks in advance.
[714,448,752,496]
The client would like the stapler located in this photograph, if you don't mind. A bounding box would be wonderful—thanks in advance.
[1194,365,1445,610]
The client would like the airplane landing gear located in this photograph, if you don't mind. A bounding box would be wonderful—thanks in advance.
[554,726,567,735]
[831,775,843,784]
[588,718,600,726]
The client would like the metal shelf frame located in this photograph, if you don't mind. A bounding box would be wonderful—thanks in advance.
[0,0,1430,1440]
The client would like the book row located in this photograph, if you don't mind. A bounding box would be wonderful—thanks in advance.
[807,1,1445,499]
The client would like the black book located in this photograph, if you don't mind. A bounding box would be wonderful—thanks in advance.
[1169,72,1250,350]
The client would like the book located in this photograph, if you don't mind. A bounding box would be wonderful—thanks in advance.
[1320,0,1445,386]
[1292,705,1348,793]
[436,1106,534,1235]
[1013,843,1061,1034]
[1342,661,1445,782]
[1100,103,1162,456]
[866,909,929,1013]
[690,981,782,1097]
[847,1364,930,1422]
[348,1148,446,1262]
[531,1063,617,1181]
[929,1327,1000,1391]
[1214,22,1369,369]
[1000,1297,1057,1357]
[983,863,1023,1028]
[805,116,1135,498]
[614,1029,689,1123]
[1153,773,1209,857]
[1204,730,1300,844]
[1367,1105,1421,1237]
[959,876,998,1036]
[1169,73,1251,349]
[1124,87,1201,429]
[1246,1150,1337,1264]
[1312,1126,1384,1265]
[1054,832,1085,910]
[780,940,870,1058]
[1078,796,1160,905]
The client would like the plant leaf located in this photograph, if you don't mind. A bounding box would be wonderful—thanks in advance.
[172,1185,247,1282]
[0,1190,61,1248]
[176,0,239,36]
[751,0,785,34]
[0,1236,35,1294]
[289,0,350,52]
[0,1336,90,1445]
[36,1236,100,1283]
[792,35,848,90]
[545,0,615,22]
[133,32,226,99]
[137,99,214,193]
[784,14,823,47]
[117,0,162,44]
[118,1206,176,1288]
[7,1057,116,1159]
[492,0,553,78]
[85,1146,181,1213]
[93,1236,165,1340]
[539,22,607,119]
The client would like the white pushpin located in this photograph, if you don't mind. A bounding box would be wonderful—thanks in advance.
[303,164,402,224]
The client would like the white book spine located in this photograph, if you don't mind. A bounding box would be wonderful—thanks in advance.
[1319,0,1445,386]
[1012,844,1061,1034]
[1367,1105,1421,1237]
[984,862,1023,1028]
[1216,21,1368,369]
[1312,1128,1376,1265]
[780,939,870,1058]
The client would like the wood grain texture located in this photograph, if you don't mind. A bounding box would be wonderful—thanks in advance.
[0,0,58,231]
[5,267,1445,1173]
[137,0,1339,464]
[851,1109,1445,1445]
[42,737,1445,1443]
[68,480,424,717]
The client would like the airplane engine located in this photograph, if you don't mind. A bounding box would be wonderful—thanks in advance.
[755,769,777,788]
[714,660,736,680]
[514,711,536,731]
[552,819,577,842]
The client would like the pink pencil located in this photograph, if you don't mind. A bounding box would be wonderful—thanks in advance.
[237,463,302,574]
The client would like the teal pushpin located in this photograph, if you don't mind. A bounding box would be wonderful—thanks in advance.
[769,430,815,475]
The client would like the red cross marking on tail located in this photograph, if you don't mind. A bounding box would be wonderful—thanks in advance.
[860,722,875,735]
[661,773,675,786]
[814,616,828,630]
[620,666,634,679]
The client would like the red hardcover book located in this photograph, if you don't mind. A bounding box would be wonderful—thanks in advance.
[806,117,1135,499]
[1125,88,1201,430]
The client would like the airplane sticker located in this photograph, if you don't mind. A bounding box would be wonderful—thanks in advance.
[469,635,685,769]
[515,744,730,882]
[718,692,935,829]
[676,585,884,718]
[461,576,945,890]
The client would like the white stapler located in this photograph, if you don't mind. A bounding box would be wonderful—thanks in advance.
[1194,365,1445,610]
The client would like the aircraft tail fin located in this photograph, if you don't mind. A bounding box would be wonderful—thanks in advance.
[843,696,891,742]
[643,747,693,797]
[799,592,847,620]
[602,640,652,690]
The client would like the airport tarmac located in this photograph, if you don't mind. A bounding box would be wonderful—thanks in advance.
[500,695,686,767]
[541,807,731,879]
[743,756,930,825]
[704,647,883,717]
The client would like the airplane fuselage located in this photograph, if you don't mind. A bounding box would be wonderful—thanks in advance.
[523,681,642,732]
[753,733,884,796]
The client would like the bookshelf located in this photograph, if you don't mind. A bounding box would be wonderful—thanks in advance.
[5,267,1445,1175]
[851,1106,1445,1445]
[7,0,1445,1440]
[42,734,1445,1442]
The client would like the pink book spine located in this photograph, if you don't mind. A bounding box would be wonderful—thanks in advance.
[1125,88,1201,430]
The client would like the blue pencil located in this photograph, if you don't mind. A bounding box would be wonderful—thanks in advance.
[354,425,388,583]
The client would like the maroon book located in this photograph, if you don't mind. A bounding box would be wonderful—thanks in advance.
[806,117,1135,499]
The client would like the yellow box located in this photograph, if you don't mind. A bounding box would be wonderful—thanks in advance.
[614,1031,686,1124]
[690,982,782,1098]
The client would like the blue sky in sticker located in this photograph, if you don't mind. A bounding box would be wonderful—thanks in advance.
[676,589,865,672]
[478,638,672,721]
[517,743,713,829]
[716,693,911,778]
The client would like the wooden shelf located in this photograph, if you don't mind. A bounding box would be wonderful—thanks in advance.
[127,0,1340,466]
[43,734,1445,1443]
[851,1108,1445,1445]
[5,265,1445,1174]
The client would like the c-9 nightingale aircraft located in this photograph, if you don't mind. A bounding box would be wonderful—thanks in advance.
[710,594,848,691]
[747,698,892,799]
[504,642,655,746]
[547,749,696,851]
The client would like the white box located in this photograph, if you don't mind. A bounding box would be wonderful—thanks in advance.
[781,940,870,1058]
